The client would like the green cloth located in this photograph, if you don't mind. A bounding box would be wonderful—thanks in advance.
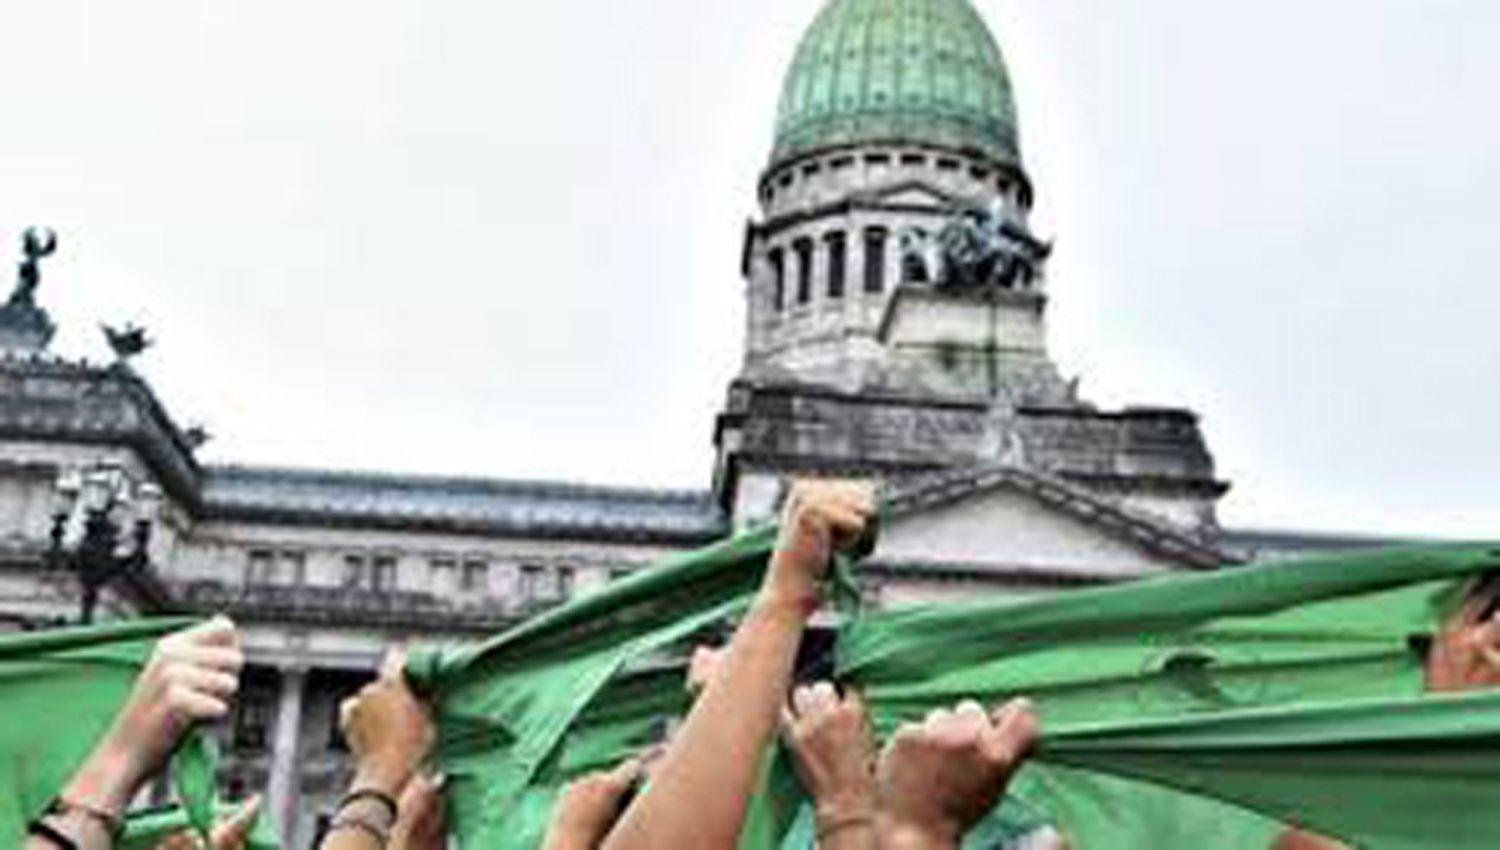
[119,802,277,850]
[0,618,264,847]
[413,530,1500,850]
[407,525,780,850]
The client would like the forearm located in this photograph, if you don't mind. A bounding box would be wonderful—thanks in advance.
[316,765,407,850]
[24,812,114,850]
[603,590,807,850]
[26,738,143,850]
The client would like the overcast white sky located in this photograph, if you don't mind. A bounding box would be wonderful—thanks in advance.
[2,1,1497,537]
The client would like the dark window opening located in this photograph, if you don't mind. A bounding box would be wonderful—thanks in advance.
[341,555,365,589]
[371,556,397,593]
[769,248,785,311]
[864,228,888,294]
[231,672,277,751]
[461,560,488,593]
[794,239,813,305]
[825,232,846,299]
[520,564,545,600]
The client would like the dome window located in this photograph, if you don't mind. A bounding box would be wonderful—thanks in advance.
[863,228,888,294]
[793,238,814,306]
[825,232,847,299]
[768,248,786,312]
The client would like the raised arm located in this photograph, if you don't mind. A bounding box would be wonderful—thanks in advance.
[318,648,434,850]
[601,479,874,850]
[26,617,244,850]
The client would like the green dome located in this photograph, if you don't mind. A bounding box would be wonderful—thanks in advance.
[771,0,1021,169]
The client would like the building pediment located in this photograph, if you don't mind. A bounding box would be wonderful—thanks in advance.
[869,466,1227,592]
[849,180,962,211]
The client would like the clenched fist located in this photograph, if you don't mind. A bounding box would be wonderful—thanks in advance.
[339,648,435,798]
[781,683,877,836]
[763,480,875,616]
[67,616,245,817]
[876,699,1039,849]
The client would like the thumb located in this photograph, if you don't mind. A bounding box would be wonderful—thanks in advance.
[381,646,409,682]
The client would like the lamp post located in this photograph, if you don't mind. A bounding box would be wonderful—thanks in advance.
[46,464,158,624]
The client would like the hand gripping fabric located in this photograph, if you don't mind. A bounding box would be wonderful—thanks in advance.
[0,618,266,847]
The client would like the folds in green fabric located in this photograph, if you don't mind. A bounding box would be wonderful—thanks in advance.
[0,618,263,848]
[407,524,780,850]
[413,533,1500,850]
[120,801,277,850]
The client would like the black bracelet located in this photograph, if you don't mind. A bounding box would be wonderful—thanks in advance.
[339,788,399,823]
[49,796,123,839]
[26,818,80,850]
[330,813,390,848]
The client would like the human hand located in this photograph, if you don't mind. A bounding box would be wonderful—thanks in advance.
[154,795,263,850]
[390,774,447,850]
[763,480,874,615]
[339,647,434,798]
[67,616,244,816]
[876,698,1039,849]
[781,683,876,832]
[543,756,644,850]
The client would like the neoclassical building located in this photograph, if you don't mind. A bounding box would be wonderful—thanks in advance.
[0,0,1398,846]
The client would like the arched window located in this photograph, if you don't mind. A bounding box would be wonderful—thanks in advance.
[864,227,888,294]
[768,247,785,311]
[825,232,847,299]
[794,238,813,306]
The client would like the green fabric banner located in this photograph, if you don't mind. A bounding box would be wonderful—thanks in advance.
[0,618,262,848]
[413,533,1500,850]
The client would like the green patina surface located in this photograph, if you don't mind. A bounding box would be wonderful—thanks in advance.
[772,0,1021,167]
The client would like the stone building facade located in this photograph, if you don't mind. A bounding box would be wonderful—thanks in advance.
[0,0,1399,846]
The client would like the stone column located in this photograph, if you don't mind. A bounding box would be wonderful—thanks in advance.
[267,667,307,847]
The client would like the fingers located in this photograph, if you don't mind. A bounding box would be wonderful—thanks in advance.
[176,645,245,675]
[167,683,230,721]
[605,754,645,791]
[381,646,408,682]
[178,615,240,649]
[979,699,1039,769]
[843,686,867,716]
[791,684,817,719]
[779,701,800,739]
[808,681,839,713]
[170,663,239,701]
[211,795,262,850]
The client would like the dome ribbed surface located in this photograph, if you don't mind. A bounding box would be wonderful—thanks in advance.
[771,0,1020,168]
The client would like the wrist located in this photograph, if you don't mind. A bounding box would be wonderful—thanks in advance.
[876,812,959,850]
[63,739,141,815]
[352,759,412,799]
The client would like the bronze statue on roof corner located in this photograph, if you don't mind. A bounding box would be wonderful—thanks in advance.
[7,226,57,308]
[899,198,1051,291]
[0,226,60,351]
